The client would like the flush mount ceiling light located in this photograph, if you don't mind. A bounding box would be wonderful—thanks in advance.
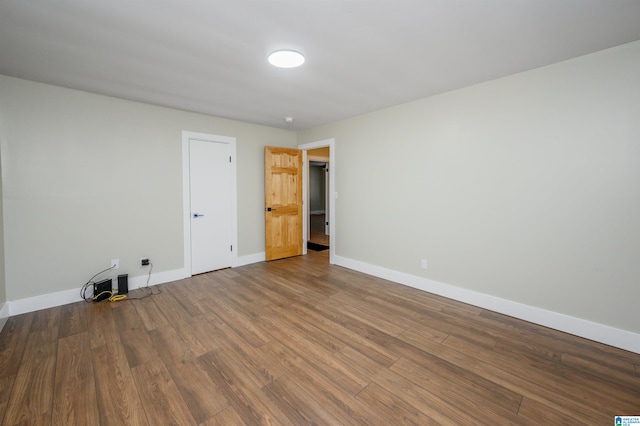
[268,50,305,68]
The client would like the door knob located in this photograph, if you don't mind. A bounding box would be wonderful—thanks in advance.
[193,213,205,218]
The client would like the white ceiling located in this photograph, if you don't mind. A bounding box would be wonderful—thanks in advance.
[1,1,639,130]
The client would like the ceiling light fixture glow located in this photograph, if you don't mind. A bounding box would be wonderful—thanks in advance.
[268,50,305,68]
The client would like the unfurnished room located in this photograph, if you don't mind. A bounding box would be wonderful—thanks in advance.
[0,1,639,424]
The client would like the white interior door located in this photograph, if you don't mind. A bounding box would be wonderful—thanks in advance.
[189,139,232,274]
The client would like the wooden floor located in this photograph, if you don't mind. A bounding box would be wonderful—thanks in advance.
[1,251,639,425]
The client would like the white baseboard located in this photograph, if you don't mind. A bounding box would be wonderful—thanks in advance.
[235,252,266,267]
[334,255,640,355]
[8,267,188,316]
[129,267,189,289]
[0,302,9,334]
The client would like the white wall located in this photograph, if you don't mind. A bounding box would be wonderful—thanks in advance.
[0,143,7,330]
[0,75,296,303]
[0,154,4,304]
[298,41,640,336]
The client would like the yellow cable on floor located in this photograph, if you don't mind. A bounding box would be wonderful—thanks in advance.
[109,294,127,302]
[92,290,127,302]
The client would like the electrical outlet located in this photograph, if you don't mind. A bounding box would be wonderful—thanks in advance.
[140,257,150,266]
[111,259,119,269]
[420,259,428,270]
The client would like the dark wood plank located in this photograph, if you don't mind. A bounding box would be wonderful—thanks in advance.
[146,290,215,356]
[163,278,211,317]
[199,405,244,426]
[357,382,440,425]
[145,287,193,325]
[257,340,384,425]
[284,301,399,367]
[321,295,407,336]
[86,302,120,350]
[560,352,640,392]
[255,313,370,395]
[389,356,526,422]
[446,331,640,413]
[373,367,522,425]
[479,308,640,365]
[0,313,34,379]
[264,376,341,425]
[334,345,387,382]
[58,302,89,339]
[398,324,617,424]
[0,374,15,423]
[132,296,170,331]
[209,321,287,385]
[111,300,145,332]
[131,359,196,425]
[202,290,271,347]
[164,357,228,424]
[119,328,158,368]
[518,396,587,425]
[29,306,60,343]
[11,412,51,425]
[150,326,229,424]
[148,325,194,365]
[92,342,148,426]
[264,304,344,354]
[2,333,57,425]
[208,336,274,390]
[29,306,60,333]
[51,332,99,426]
[197,351,293,426]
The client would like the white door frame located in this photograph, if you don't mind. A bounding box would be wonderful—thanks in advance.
[299,138,336,264]
[324,162,330,236]
[182,131,238,275]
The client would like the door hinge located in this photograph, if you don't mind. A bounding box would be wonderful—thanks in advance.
[229,156,232,163]
[230,245,233,251]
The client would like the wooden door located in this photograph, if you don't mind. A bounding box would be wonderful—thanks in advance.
[265,146,302,261]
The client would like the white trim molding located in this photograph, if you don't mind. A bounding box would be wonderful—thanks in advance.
[334,255,640,355]
[7,267,188,317]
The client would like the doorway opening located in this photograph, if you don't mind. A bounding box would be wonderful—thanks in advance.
[308,159,329,250]
[299,139,335,264]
